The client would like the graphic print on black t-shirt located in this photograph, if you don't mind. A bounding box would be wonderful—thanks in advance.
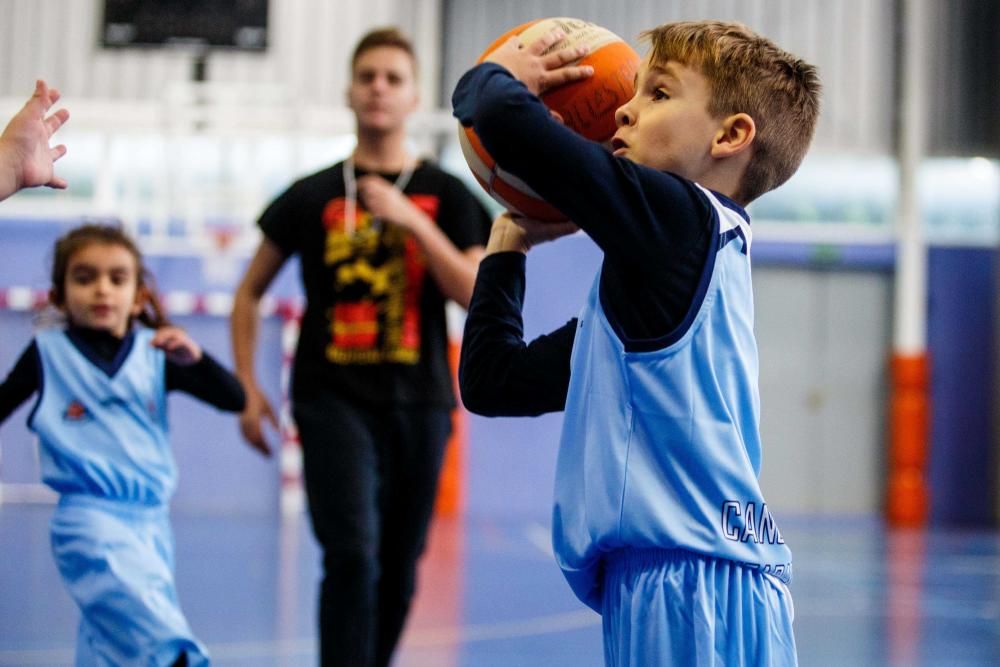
[320,193,440,365]
[258,161,492,406]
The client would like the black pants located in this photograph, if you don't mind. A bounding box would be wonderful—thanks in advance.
[292,390,450,667]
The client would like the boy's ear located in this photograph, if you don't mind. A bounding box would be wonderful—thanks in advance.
[711,113,756,158]
[48,288,63,309]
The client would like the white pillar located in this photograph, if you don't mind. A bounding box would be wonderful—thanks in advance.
[892,0,929,354]
[887,0,932,527]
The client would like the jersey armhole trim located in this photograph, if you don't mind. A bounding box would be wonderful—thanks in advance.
[599,197,721,354]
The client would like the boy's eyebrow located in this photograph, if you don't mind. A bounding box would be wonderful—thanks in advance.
[649,64,679,82]
[638,64,679,89]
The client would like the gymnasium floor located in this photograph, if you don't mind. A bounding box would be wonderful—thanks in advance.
[0,507,997,666]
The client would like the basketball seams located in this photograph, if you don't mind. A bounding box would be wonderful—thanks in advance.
[518,19,620,59]
[461,17,640,223]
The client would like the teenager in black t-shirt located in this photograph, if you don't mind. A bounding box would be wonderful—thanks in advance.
[230,28,491,667]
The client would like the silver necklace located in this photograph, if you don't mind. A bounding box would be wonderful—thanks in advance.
[342,154,416,234]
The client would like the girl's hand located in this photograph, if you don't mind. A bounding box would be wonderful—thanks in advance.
[151,326,202,366]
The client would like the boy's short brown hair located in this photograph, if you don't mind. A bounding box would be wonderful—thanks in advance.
[351,27,417,76]
[641,21,821,203]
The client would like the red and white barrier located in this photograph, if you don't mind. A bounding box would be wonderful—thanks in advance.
[0,288,305,514]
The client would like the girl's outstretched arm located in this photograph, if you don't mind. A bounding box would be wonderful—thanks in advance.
[0,343,39,424]
[157,327,246,414]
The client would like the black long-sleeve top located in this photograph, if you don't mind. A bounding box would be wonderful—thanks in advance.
[454,63,724,416]
[0,326,246,424]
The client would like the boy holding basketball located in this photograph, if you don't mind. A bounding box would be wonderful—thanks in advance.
[453,20,820,666]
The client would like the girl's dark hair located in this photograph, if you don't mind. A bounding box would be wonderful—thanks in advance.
[50,223,169,329]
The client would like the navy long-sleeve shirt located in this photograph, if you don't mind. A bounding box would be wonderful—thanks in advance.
[454,63,719,415]
[0,326,246,424]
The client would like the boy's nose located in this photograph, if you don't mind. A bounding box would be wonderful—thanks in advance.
[614,105,633,127]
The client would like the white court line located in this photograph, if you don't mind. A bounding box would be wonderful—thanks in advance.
[405,608,598,647]
[0,520,590,664]
[0,610,600,664]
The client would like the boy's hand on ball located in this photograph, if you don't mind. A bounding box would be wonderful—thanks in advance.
[486,28,593,96]
[511,214,579,248]
[464,18,638,220]
[486,212,578,254]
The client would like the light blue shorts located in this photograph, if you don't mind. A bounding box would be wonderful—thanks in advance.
[601,548,797,666]
[50,495,210,667]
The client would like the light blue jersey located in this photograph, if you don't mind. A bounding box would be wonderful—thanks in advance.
[28,327,208,665]
[30,327,175,504]
[553,186,792,612]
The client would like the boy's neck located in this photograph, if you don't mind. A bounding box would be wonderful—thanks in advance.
[694,159,750,207]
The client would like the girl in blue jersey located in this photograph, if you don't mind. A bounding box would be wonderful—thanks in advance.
[455,21,820,666]
[0,224,246,666]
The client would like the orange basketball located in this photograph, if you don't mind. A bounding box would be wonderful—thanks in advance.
[459,18,640,221]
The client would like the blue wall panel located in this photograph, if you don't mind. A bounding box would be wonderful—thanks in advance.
[5,216,998,523]
[465,233,602,519]
[927,247,998,526]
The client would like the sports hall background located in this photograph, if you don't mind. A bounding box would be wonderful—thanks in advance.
[0,1,997,665]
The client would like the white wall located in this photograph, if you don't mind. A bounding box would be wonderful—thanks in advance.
[0,0,443,112]
[1,0,902,155]
[441,0,899,155]
[0,0,453,253]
